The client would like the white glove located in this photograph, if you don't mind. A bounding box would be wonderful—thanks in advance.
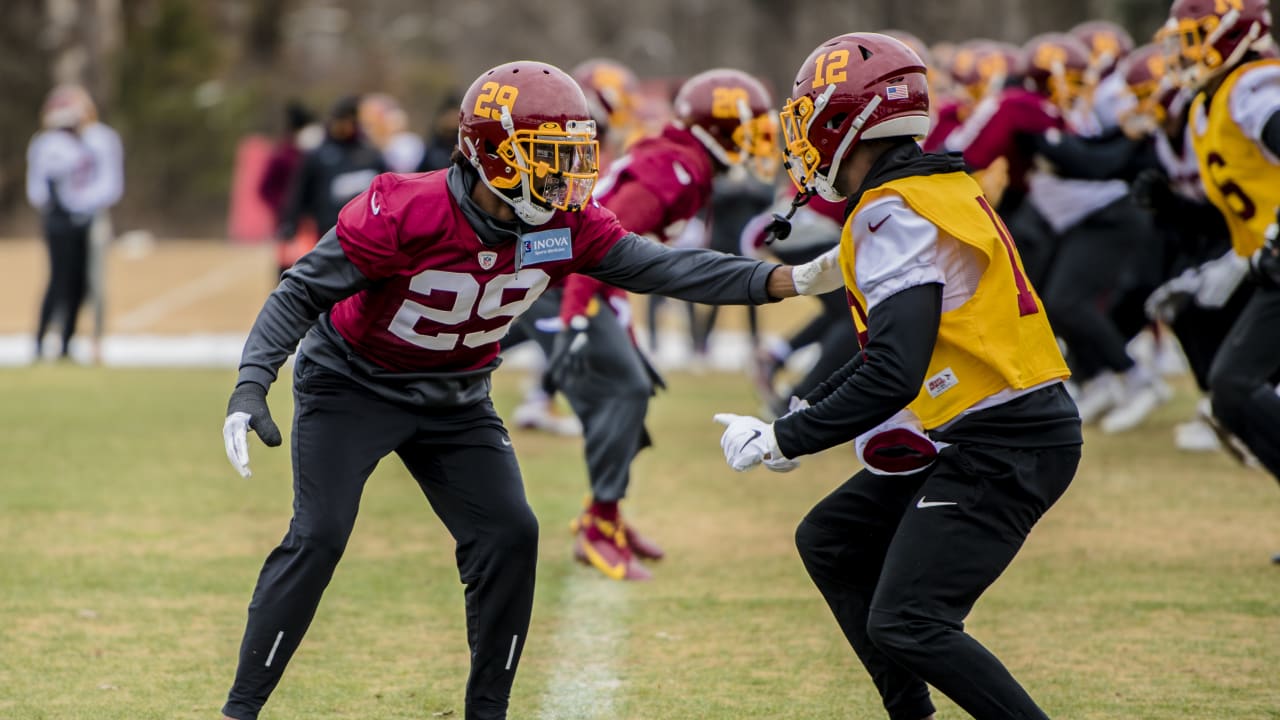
[1144,269,1200,323]
[713,413,793,472]
[1194,251,1249,308]
[223,412,254,479]
[791,246,844,296]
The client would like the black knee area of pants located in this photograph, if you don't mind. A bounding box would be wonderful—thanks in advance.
[794,516,858,582]
[1209,367,1258,437]
[490,504,540,556]
[865,609,951,661]
[288,516,354,563]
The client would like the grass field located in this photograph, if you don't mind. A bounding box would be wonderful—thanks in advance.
[1,365,1278,720]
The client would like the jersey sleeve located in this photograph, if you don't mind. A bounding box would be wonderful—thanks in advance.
[599,176,669,236]
[852,195,944,309]
[1228,63,1280,149]
[335,173,404,280]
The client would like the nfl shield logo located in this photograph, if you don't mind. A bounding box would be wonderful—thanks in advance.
[478,251,498,270]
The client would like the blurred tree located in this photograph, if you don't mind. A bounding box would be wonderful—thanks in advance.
[112,0,244,235]
[0,0,53,234]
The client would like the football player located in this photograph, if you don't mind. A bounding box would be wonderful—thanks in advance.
[1167,0,1280,519]
[551,68,784,581]
[714,33,1081,720]
[217,60,839,720]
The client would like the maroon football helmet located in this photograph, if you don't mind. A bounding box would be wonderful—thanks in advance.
[1023,33,1093,111]
[950,39,1022,102]
[1165,0,1274,89]
[781,32,930,201]
[570,58,639,132]
[1071,20,1136,80]
[458,60,600,225]
[673,68,775,178]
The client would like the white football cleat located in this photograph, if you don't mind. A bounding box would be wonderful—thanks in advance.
[1174,418,1222,452]
[512,399,582,437]
[1100,373,1168,435]
[1075,374,1121,425]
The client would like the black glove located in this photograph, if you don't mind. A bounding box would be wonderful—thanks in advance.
[1249,213,1280,288]
[223,381,281,478]
[548,315,592,389]
[227,382,282,446]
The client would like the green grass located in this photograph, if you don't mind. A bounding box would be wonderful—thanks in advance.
[1,366,1278,719]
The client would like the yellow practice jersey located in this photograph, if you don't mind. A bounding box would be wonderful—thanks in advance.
[840,172,1069,429]
[1189,59,1280,257]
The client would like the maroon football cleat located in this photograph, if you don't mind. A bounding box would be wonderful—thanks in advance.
[573,513,652,581]
[623,523,665,561]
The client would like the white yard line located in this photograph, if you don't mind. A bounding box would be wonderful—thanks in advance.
[113,260,250,332]
[537,573,629,720]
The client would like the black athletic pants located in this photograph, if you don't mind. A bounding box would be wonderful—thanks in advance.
[552,306,657,503]
[1040,198,1151,382]
[36,212,91,357]
[223,358,538,720]
[795,442,1079,720]
[1171,283,1254,392]
[1208,283,1280,480]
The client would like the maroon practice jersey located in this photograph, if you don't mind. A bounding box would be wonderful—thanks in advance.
[959,88,1063,196]
[330,170,626,373]
[560,125,715,321]
[594,125,715,241]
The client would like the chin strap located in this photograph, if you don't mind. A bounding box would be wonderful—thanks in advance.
[763,188,815,244]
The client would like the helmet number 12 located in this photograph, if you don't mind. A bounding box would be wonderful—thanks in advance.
[474,82,520,121]
[813,49,850,88]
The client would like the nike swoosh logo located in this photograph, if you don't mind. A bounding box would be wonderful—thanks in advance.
[916,497,957,509]
[737,429,762,456]
[501,437,512,446]
[868,215,890,233]
[370,191,382,215]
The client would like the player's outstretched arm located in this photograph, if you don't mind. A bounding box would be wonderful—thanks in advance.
[581,232,840,305]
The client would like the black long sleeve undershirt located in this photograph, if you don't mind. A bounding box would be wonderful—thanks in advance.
[774,283,942,459]
[1262,110,1280,157]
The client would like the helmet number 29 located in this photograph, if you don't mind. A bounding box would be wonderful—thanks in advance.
[474,82,520,121]
[813,49,850,88]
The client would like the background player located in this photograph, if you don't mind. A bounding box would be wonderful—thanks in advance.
[551,68,785,581]
[1166,0,1280,560]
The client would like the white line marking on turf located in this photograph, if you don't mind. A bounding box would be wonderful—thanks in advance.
[113,260,248,332]
[505,634,519,670]
[264,631,284,667]
[537,574,628,719]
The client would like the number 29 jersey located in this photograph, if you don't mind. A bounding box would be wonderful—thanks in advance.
[840,171,1069,429]
[1188,59,1280,257]
[329,170,626,373]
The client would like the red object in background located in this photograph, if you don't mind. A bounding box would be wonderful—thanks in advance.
[277,218,318,269]
[227,135,275,244]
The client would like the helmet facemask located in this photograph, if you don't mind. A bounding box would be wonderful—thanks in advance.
[465,107,599,226]
[1165,8,1271,90]
[781,84,883,202]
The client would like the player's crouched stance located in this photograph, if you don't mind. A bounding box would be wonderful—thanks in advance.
[714,34,1083,720]
[216,60,839,720]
